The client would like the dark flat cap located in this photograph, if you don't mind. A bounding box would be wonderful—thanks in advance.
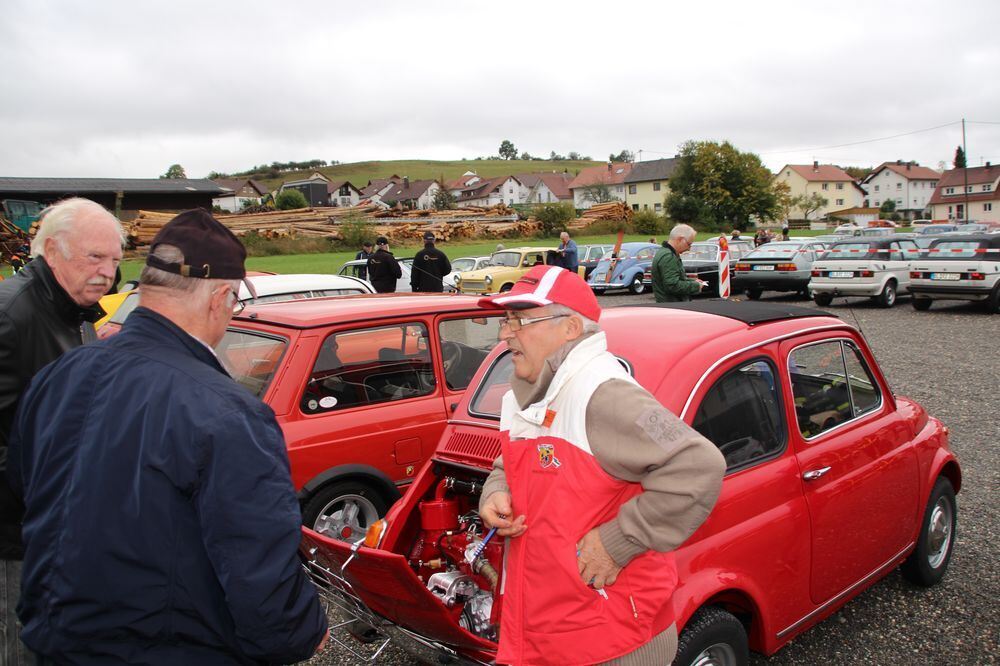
[376,236,389,245]
[146,209,246,279]
[422,231,435,242]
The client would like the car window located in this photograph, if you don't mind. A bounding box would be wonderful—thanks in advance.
[825,242,872,259]
[888,243,904,262]
[635,247,656,261]
[899,240,921,259]
[438,316,502,391]
[789,339,882,439]
[339,264,364,278]
[692,359,785,471]
[521,252,546,267]
[301,323,435,414]
[602,249,631,260]
[218,329,288,398]
[490,252,520,268]
[745,242,803,259]
[452,258,476,272]
[929,240,984,259]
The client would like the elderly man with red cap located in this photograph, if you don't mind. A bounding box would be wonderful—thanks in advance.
[7,210,328,664]
[477,265,725,665]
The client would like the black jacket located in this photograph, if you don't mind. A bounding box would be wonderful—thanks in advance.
[367,248,402,293]
[410,244,452,292]
[0,257,104,559]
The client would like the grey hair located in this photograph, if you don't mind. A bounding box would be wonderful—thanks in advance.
[547,303,601,334]
[31,198,125,258]
[669,224,697,242]
[139,244,236,299]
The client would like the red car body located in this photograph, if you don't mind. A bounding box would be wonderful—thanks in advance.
[219,294,503,538]
[302,301,960,665]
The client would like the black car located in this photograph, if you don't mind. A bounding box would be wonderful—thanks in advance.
[643,239,754,294]
[579,244,614,278]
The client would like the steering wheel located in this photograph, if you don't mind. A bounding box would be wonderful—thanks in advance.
[441,341,463,375]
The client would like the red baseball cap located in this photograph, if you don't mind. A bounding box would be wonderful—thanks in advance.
[479,265,601,321]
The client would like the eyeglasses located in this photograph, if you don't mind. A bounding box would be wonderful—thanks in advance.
[499,314,567,331]
[218,285,245,315]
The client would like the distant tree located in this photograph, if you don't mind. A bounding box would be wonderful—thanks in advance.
[568,151,581,160]
[207,170,228,180]
[520,151,533,160]
[879,199,896,215]
[534,202,576,236]
[431,182,456,210]
[581,184,615,204]
[609,149,634,163]
[665,140,786,230]
[275,188,309,210]
[790,192,829,220]
[550,150,566,160]
[953,146,967,168]
[161,164,187,179]
[499,140,518,160]
[841,165,871,181]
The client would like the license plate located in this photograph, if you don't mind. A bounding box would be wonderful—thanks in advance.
[753,265,775,271]
[930,273,961,281]
[829,271,854,278]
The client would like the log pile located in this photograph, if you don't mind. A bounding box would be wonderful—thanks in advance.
[570,201,634,229]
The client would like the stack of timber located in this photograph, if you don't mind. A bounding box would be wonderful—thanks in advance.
[571,201,634,229]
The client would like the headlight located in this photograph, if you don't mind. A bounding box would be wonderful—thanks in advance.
[485,275,493,284]
[455,274,462,283]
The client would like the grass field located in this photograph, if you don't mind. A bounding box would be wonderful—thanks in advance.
[114,228,847,283]
[252,159,603,192]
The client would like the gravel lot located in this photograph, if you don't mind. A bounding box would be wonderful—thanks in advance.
[310,290,1000,666]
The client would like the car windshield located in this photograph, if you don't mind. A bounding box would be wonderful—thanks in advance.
[824,243,875,259]
[217,329,289,398]
[451,258,476,272]
[601,249,631,260]
[684,244,719,262]
[489,252,521,268]
[468,351,515,419]
[745,242,804,259]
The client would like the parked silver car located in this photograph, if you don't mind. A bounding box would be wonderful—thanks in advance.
[732,239,828,299]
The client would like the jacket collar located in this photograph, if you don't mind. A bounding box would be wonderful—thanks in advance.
[512,332,608,427]
[22,256,106,324]
[122,306,229,376]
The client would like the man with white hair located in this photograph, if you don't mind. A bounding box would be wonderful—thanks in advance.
[477,265,725,665]
[556,230,579,272]
[7,210,328,663]
[0,197,123,663]
[651,223,707,302]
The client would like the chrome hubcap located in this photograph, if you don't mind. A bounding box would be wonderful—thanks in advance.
[886,287,895,305]
[692,642,737,666]
[314,494,379,541]
[926,496,953,569]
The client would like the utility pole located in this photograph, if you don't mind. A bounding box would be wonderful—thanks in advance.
[962,118,969,222]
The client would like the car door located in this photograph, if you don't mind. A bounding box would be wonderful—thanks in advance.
[782,335,919,604]
[436,314,503,414]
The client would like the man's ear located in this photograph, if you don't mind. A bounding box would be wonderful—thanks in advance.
[564,314,585,340]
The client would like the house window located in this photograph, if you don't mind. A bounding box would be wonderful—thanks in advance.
[875,185,880,192]
[836,199,844,206]
[986,203,993,212]
[896,198,902,205]
[653,182,661,191]
[896,183,902,190]
[654,203,662,212]
[628,184,637,194]
[822,183,829,190]
[632,204,639,211]
[508,187,513,194]
[616,185,624,193]
[836,183,844,190]
[984,185,992,191]
[875,200,880,206]
[643,204,649,209]
[966,186,974,193]
[946,187,955,194]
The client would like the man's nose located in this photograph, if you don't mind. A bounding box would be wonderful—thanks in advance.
[97,259,117,278]
[498,324,515,342]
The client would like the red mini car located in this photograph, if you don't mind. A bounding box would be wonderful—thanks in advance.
[218,294,502,540]
[302,301,960,665]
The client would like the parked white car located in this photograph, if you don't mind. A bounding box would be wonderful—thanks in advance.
[810,237,921,308]
[237,273,374,303]
[444,256,490,292]
[339,258,412,293]
[909,234,1000,313]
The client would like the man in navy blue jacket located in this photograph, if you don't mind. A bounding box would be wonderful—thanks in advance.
[7,210,328,664]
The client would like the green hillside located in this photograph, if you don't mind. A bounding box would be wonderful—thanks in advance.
[252,159,603,192]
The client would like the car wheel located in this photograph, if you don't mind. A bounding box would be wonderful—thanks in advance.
[912,297,932,311]
[813,293,833,307]
[745,288,763,300]
[987,283,1000,314]
[901,476,957,587]
[499,283,514,293]
[874,280,897,308]
[302,482,388,543]
[628,273,645,295]
[674,606,749,666]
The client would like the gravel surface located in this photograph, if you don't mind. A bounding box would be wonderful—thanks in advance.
[308,290,1000,666]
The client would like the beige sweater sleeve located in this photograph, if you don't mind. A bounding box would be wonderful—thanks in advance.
[479,455,509,515]
[587,379,726,567]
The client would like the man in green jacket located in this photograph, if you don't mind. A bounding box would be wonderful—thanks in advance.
[651,224,706,302]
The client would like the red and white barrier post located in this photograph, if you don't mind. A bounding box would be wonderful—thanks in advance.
[718,235,731,298]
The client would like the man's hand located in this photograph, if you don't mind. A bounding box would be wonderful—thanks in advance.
[576,528,621,590]
[315,628,330,654]
[480,491,527,537]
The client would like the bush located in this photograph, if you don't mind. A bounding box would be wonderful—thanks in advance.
[338,216,372,250]
[632,210,665,236]
[534,202,576,236]
[240,231,334,257]
[275,189,309,210]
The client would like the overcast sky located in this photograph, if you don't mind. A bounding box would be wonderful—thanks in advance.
[2,0,998,179]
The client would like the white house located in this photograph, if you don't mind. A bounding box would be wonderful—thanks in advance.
[327,180,362,207]
[567,163,633,209]
[378,178,440,210]
[455,176,522,208]
[928,163,1000,223]
[212,179,268,212]
[774,163,866,219]
[517,172,574,204]
[861,161,941,220]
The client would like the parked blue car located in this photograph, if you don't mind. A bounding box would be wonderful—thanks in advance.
[587,242,660,294]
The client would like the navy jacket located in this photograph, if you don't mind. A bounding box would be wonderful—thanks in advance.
[8,307,327,664]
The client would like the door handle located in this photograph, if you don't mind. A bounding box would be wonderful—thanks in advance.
[803,466,832,481]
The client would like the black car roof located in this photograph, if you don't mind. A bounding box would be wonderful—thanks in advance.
[638,300,836,325]
[928,233,1000,248]
[829,235,917,247]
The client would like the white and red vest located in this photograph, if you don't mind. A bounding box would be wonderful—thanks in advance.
[496,333,677,665]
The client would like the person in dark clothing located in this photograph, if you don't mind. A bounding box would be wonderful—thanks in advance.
[651,224,706,303]
[7,210,328,664]
[367,236,402,293]
[557,231,579,272]
[354,241,373,281]
[410,231,451,292]
[0,197,123,663]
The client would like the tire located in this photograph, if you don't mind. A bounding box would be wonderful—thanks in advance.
[628,273,645,295]
[912,297,932,311]
[745,288,763,300]
[987,283,1000,314]
[674,606,749,666]
[301,481,389,542]
[499,283,514,293]
[901,476,957,587]
[814,293,833,307]
[874,280,897,308]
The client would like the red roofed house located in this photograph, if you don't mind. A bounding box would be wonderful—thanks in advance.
[447,171,485,199]
[379,177,440,210]
[774,162,866,220]
[928,163,1000,223]
[516,172,575,204]
[568,162,633,209]
[327,180,362,208]
[860,160,941,220]
[455,175,521,208]
[360,176,401,199]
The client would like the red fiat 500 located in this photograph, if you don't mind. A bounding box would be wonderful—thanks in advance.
[301,301,960,665]
[218,294,502,540]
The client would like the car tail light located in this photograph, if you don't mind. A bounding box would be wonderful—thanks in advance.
[734,263,750,271]
[811,269,822,277]
[967,272,986,280]
[776,263,797,271]
[364,519,388,548]
[860,270,875,278]
[910,271,923,279]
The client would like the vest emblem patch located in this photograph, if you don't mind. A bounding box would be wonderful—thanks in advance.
[537,443,561,468]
